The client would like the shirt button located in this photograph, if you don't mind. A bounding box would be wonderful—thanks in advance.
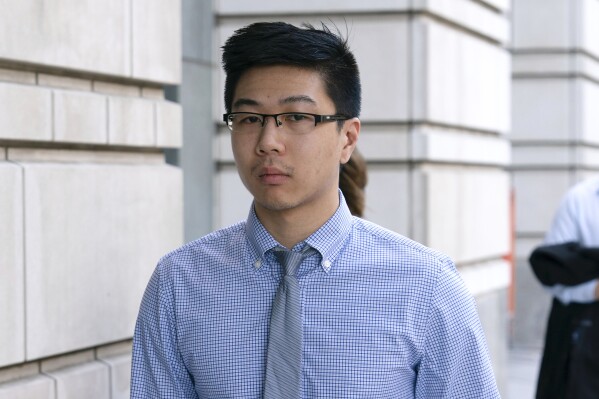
[322,260,332,271]
[254,259,262,269]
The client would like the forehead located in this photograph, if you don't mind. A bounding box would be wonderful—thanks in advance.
[232,65,333,110]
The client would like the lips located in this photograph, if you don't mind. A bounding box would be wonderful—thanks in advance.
[257,166,290,185]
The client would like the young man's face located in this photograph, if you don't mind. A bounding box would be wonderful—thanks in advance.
[230,65,359,221]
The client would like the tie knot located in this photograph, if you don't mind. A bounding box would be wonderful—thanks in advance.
[273,246,315,276]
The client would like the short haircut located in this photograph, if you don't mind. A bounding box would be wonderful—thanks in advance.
[221,22,361,120]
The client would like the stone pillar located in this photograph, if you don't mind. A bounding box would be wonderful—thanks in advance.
[215,0,511,393]
[511,0,599,349]
[0,1,182,397]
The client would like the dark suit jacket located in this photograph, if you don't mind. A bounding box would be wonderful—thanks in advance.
[529,243,599,399]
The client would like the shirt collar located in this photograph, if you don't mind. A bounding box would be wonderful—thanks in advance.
[245,190,354,273]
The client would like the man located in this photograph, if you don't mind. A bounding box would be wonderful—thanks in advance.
[131,22,499,398]
[532,177,599,398]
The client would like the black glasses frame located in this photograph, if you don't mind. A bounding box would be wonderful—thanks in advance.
[222,112,349,131]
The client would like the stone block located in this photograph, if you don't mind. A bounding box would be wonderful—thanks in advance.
[46,361,109,399]
[580,0,599,59]
[95,341,132,359]
[156,101,183,148]
[0,163,24,367]
[512,79,571,140]
[53,90,108,144]
[24,162,183,359]
[214,166,253,229]
[579,79,599,145]
[420,0,509,44]
[41,350,95,373]
[38,74,92,91]
[108,97,155,146]
[419,167,510,264]
[99,354,131,399]
[349,17,410,122]
[0,375,55,399]
[0,68,36,85]
[141,87,164,100]
[511,144,571,168]
[414,17,510,132]
[459,260,511,297]
[411,126,510,165]
[131,0,181,84]
[363,165,411,237]
[0,363,39,384]
[0,82,52,141]
[513,0,570,49]
[358,126,410,162]
[0,1,130,77]
[513,170,572,234]
[93,82,140,97]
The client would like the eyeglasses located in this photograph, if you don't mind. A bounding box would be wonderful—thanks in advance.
[223,112,349,135]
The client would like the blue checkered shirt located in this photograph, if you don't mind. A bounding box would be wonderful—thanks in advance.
[131,195,500,398]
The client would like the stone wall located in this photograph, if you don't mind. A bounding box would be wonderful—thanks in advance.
[214,0,512,394]
[0,1,183,397]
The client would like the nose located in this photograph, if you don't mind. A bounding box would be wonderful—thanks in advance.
[256,116,285,155]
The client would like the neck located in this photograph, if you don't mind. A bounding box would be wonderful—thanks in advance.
[255,192,340,249]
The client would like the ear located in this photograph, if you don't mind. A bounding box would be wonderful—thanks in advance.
[339,117,360,164]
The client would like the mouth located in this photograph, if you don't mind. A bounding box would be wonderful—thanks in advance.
[257,166,291,185]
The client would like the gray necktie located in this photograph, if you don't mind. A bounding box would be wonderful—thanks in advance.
[264,246,315,399]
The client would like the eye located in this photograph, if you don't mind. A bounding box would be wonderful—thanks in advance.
[237,114,262,125]
[283,113,313,123]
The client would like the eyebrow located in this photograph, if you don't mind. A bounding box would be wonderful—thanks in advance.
[280,95,317,105]
[232,95,317,110]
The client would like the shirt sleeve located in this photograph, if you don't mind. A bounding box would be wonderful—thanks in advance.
[415,258,500,399]
[130,260,198,398]
[543,188,599,303]
[547,279,598,304]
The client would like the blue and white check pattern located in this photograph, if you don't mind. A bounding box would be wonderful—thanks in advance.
[131,192,500,398]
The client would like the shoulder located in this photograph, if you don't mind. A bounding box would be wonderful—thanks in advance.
[566,177,599,200]
[156,221,247,272]
[350,217,454,271]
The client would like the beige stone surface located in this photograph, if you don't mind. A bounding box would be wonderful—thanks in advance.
[53,90,107,144]
[364,165,411,236]
[512,79,571,140]
[513,0,570,49]
[0,0,130,77]
[0,375,55,399]
[214,166,253,229]
[132,0,182,84]
[108,97,155,146]
[420,167,510,264]
[0,163,24,367]
[156,101,183,148]
[0,83,52,141]
[513,170,572,234]
[23,163,183,359]
[46,361,110,399]
[93,81,140,97]
[414,17,510,132]
[99,354,131,399]
[0,68,36,85]
[38,74,92,91]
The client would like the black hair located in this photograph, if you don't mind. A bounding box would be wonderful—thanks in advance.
[221,22,361,120]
